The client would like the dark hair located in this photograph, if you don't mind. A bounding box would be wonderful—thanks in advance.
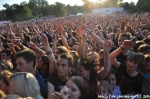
[70,76,87,99]
[1,50,11,56]
[59,53,74,68]
[143,38,150,44]
[41,56,49,67]
[144,54,150,62]
[56,46,69,54]
[77,58,98,86]
[133,40,145,52]
[24,35,31,42]
[118,33,131,40]
[15,49,37,68]
[127,53,144,68]
[138,44,150,54]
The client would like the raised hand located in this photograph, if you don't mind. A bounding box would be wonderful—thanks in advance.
[56,23,64,35]
[103,39,114,51]
[49,92,63,99]
[60,86,69,99]
[39,34,48,46]
[121,38,134,50]
[76,26,85,39]
[30,43,38,51]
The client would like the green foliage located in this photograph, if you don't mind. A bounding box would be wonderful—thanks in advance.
[0,10,6,21]
[3,2,33,21]
[136,0,150,12]
[1,0,150,21]
[122,2,136,12]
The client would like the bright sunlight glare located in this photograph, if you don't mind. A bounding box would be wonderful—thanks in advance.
[89,0,106,3]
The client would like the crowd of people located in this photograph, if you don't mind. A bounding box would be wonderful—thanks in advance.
[0,13,150,99]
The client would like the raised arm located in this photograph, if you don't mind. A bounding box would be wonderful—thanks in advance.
[97,40,114,79]
[89,31,104,47]
[110,39,134,68]
[39,34,55,74]
[56,24,69,49]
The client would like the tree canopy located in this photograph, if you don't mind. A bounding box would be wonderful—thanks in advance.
[0,0,149,21]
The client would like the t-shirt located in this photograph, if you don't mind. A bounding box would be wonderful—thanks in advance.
[35,70,47,99]
[110,46,133,65]
[117,64,143,95]
[47,72,67,92]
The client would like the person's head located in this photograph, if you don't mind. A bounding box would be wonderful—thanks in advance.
[2,94,33,99]
[0,70,13,94]
[96,80,111,99]
[56,53,73,78]
[112,26,118,33]
[72,45,79,52]
[0,60,13,72]
[15,49,37,72]
[118,33,131,47]
[107,33,116,42]
[68,37,77,47]
[37,55,49,70]
[77,58,98,86]
[86,52,99,62]
[142,54,150,70]
[143,38,150,45]
[9,72,43,99]
[126,53,144,71]
[24,35,31,43]
[54,46,69,59]
[138,44,150,55]
[124,26,132,33]
[0,50,11,60]
[64,76,86,99]
[105,71,117,89]
[70,51,79,63]
[133,40,145,52]
[2,94,22,99]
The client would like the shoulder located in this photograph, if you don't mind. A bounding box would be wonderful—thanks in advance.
[47,72,58,83]
[35,70,46,81]
[117,64,126,71]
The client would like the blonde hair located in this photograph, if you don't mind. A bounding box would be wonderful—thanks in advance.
[0,90,6,98]
[2,94,33,99]
[10,72,43,99]
[0,70,13,94]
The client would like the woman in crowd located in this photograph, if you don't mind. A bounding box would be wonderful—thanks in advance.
[49,76,87,99]
[37,55,49,79]
[105,71,122,98]
[9,72,44,99]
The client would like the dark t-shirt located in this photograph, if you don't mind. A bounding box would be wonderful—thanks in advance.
[47,72,67,92]
[117,64,143,95]
[110,46,133,64]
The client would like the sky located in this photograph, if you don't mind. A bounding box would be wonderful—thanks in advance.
[0,0,138,10]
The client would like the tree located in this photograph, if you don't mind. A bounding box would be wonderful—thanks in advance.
[3,2,33,21]
[136,0,150,12]
[52,2,66,17]
[28,0,49,17]
[0,10,6,21]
